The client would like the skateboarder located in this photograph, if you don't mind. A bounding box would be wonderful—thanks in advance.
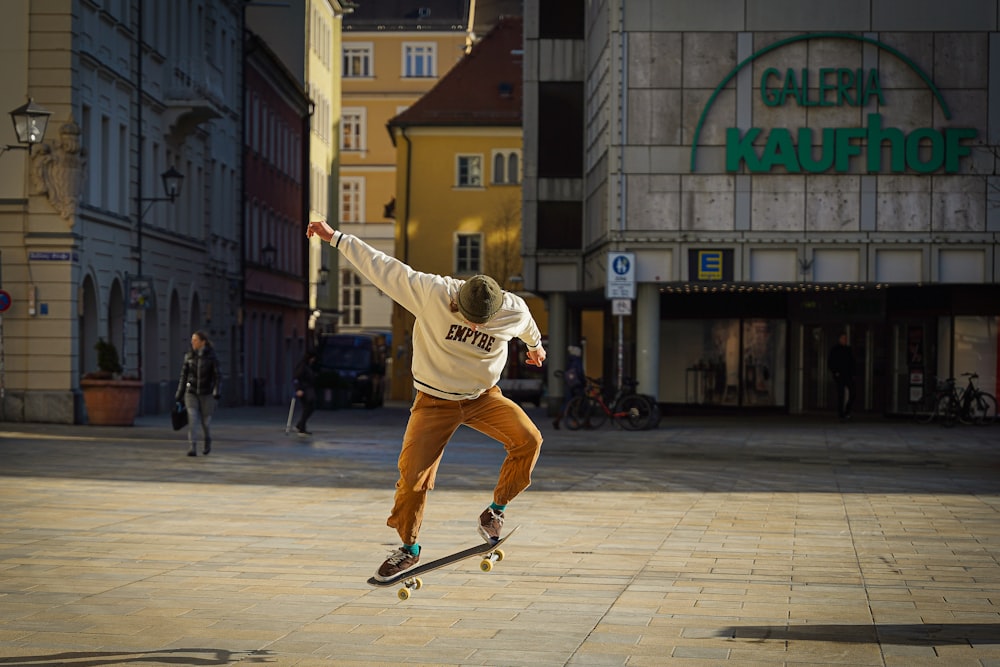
[307,219,546,582]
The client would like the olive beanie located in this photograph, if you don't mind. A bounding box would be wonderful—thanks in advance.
[457,275,503,324]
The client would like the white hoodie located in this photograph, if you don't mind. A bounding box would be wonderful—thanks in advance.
[330,231,542,401]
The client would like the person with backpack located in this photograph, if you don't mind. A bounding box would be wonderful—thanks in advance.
[552,345,585,430]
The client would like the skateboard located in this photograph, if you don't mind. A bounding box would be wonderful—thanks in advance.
[367,525,520,600]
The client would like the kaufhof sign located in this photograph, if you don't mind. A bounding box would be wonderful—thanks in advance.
[689,33,978,174]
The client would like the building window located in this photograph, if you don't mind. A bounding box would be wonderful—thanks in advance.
[456,233,482,274]
[456,155,483,187]
[403,42,436,77]
[540,0,585,39]
[341,108,365,151]
[492,150,521,184]
[340,177,364,223]
[341,269,363,326]
[538,82,584,178]
[342,43,373,77]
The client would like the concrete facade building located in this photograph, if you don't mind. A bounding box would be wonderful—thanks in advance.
[523,0,1000,416]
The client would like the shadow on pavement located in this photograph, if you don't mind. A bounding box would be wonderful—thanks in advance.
[1,406,998,494]
[722,623,1000,645]
[0,647,269,666]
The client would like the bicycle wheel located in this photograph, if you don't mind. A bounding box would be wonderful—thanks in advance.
[912,392,941,424]
[956,390,977,425]
[616,394,654,431]
[584,397,608,429]
[941,394,960,427]
[970,392,997,426]
[646,397,662,428]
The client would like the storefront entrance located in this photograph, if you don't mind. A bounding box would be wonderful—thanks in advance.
[800,322,889,415]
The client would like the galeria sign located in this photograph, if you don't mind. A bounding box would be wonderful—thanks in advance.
[726,67,976,174]
[689,34,979,174]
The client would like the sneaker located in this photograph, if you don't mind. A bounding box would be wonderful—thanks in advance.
[478,507,504,543]
[374,547,419,581]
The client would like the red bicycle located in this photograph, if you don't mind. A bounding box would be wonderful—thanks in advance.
[564,375,658,431]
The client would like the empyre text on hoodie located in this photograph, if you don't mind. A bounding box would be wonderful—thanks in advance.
[445,324,496,352]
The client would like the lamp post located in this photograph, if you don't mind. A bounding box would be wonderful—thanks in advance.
[133,166,184,381]
[261,243,277,268]
[140,166,184,217]
[2,98,52,156]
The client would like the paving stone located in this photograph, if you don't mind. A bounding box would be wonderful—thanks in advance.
[0,406,998,665]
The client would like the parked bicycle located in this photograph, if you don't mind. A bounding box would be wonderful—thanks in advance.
[912,372,996,426]
[564,375,659,431]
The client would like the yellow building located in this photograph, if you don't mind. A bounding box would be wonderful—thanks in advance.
[338,4,471,335]
[387,17,546,401]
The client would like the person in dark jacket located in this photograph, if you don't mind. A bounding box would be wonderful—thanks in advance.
[552,345,585,430]
[175,330,222,456]
[292,351,318,435]
[827,331,855,420]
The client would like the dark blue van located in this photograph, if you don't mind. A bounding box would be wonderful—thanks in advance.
[316,333,387,409]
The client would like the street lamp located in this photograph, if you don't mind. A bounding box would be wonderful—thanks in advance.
[261,243,277,268]
[141,166,184,216]
[317,264,330,286]
[159,166,184,201]
[2,98,52,156]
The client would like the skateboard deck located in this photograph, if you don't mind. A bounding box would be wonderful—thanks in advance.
[367,525,520,600]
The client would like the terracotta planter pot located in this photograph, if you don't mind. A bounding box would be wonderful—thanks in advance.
[80,378,143,426]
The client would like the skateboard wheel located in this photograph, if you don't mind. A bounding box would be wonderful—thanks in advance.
[494,548,504,562]
[413,577,423,590]
[480,559,494,572]
[397,588,410,601]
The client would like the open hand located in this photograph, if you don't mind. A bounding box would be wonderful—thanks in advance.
[526,346,546,367]
[307,219,334,242]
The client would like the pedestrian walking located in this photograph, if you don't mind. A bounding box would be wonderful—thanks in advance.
[175,330,222,456]
[827,331,855,420]
[307,219,546,582]
[292,351,318,435]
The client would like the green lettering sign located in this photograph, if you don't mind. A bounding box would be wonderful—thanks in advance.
[760,67,884,108]
[724,114,978,174]
[691,33,977,174]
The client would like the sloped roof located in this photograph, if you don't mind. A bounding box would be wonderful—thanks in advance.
[388,16,522,129]
[470,0,522,37]
[343,0,469,31]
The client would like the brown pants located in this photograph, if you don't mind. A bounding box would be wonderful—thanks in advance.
[387,386,543,545]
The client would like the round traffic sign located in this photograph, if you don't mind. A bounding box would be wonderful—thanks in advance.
[0,289,11,313]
